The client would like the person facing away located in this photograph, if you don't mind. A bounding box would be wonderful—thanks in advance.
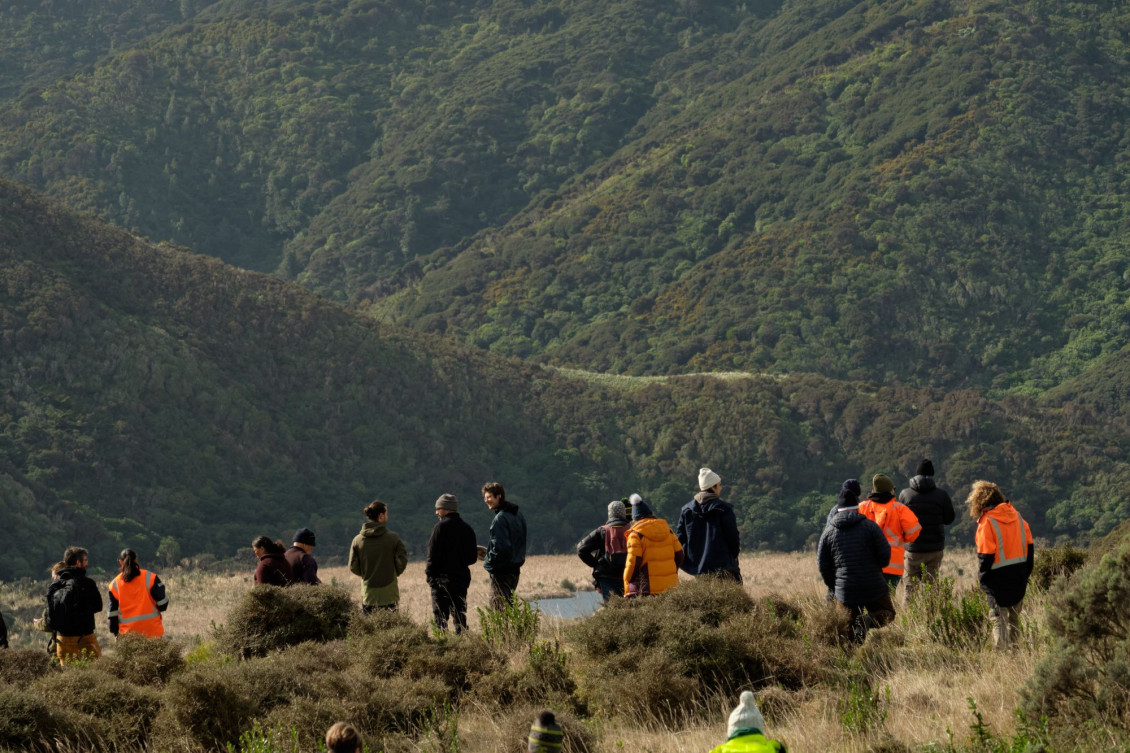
[710,690,787,752]
[968,480,1034,650]
[349,500,408,613]
[48,546,104,665]
[899,459,956,598]
[528,710,563,752]
[677,467,742,582]
[858,474,921,589]
[575,500,630,601]
[252,536,294,587]
[482,481,527,610]
[817,485,894,643]
[284,528,321,585]
[425,493,478,633]
[108,548,169,638]
[623,499,684,597]
[325,721,363,753]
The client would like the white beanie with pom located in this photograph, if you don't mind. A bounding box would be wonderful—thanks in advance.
[727,690,766,740]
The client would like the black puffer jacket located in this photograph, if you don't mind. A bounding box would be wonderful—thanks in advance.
[817,509,891,606]
[425,512,479,587]
[899,475,956,553]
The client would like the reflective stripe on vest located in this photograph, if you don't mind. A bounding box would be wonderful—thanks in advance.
[111,570,163,635]
[987,513,1029,569]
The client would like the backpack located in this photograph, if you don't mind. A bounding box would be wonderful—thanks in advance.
[46,577,81,631]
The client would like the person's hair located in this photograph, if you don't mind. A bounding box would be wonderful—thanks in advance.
[119,549,142,582]
[966,480,1006,519]
[63,547,88,567]
[251,536,285,554]
[49,560,66,578]
[482,482,506,502]
[325,721,362,753]
[364,500,387,521]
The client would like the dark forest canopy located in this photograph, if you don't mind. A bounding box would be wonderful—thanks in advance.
[0,0,1128,392]
[1,179,1128,580]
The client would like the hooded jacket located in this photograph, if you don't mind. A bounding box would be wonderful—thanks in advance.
[624,517,684,596]
[254,552,293,587]
[484,501,527,575]
[425,512,478,587]
[676,492,741,576]
[349,521,408,606]
[284,546,320,585]
[975,501,1034,608]
[575,514,630,581]
[898,475,956,553]
[817,508,891,606]
[858,492,921,576]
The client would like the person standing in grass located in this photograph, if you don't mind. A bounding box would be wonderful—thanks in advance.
[818,486,894,643]
[108,549,169,638]
[350,500,408,613]
[285,528,321,585]
[899,459,956,600]
[482,482,527,610]
[48,546,103,665]
[425,493,478,633]
[710,690,786,752]
[677,467,742,582]
[968,480,1034,650]
[623,499,684,597]
[252,536,294,587]
[858,474,921,590]
[575,500,630,601]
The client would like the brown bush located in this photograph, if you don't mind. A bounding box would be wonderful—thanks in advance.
[215,585,355,658]
[0,647,56,688]
[101,634,185,685]
[0,688,86,751]
[492,704,596,753]
[30,667,160,750]
[164,664,255,750]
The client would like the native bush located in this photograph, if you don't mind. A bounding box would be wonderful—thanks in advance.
[0,688,84,751]
[1023,543,1130,733]
[214,585,354,658]
[493,705,596,753]
[1030,543,1088,591]
[903,576,989,650]
[31,668,160,750]
[164,664,256,750]
[101,633,185,685]
[0,647,56,687]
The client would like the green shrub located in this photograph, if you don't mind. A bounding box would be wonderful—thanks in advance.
[1030,543,1088,591]
[1023,545,1130,735]
[215,585,355,658]
[478,597,540,651]
[102,634,185,685]
[0,647,56,688]
[903,577,988,650]
[164,664,255,750]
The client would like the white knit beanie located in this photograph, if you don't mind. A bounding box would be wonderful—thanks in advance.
[727,690,766,739]
[698,467,722,491]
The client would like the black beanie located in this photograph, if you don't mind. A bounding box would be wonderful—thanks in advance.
[838,488,860,508]
[916,459,935,477]
[841,478,862,497]
[631,499,655,520]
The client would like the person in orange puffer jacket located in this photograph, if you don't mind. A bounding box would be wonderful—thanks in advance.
[858,474,921,590]
[623,499,684,597]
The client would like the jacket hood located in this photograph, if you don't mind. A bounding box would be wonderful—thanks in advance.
[983,501,1020,525]
[831,509,869,530]
[494,500,520,516]
[867,491,896,504]
[605,515,629,527]
[630,517,674,542]
[690,492,728,517]
[910,475,937,493]
[361,521,388,538]
[58,566,86,580]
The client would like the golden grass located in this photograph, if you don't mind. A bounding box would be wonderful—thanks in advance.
[0,549,1046,752]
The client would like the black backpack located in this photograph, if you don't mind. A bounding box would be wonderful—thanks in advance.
[46,577,81,631]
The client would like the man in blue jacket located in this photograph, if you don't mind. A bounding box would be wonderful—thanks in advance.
[676,467,742,582]
[482,481,527,609]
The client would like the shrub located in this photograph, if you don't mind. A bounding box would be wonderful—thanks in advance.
[0,688,84,751]
[903,576,988,650]
[164,664,255,750]
[31,668,160,750]
[0,647,56,687]
[1030,543,1088,591]
[493,705,596,753]
[478,597,540,651]
[101,633,185,685]
[214,585,355,658]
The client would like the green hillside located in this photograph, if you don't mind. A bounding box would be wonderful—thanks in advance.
[3,179,1129,580]
[2,0,1128,393]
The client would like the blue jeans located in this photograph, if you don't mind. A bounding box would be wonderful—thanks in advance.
[597,576,623,601]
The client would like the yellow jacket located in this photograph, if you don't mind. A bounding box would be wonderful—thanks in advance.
[624,517,683,596]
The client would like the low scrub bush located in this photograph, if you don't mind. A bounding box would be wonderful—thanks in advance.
[31,668,160,750]
[0,646,56,687]
[164,664,256,750]
[101,633,185,685]
[493,705,595,753]
[1030,543,1088,591]
[215,585,354,658]
[903,577,988,650]
[0,688,84,751]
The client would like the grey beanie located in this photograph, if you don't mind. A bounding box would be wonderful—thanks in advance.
[435,493,458,512]
[608,500,626,519]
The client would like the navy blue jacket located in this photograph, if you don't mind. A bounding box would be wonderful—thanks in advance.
[899,475,956,553]
[676,492,740,576]
[484,501,527,574]
[817,508,891,606]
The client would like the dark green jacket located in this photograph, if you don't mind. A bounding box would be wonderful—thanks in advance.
[349,521,408,606]
[484,501,527,574]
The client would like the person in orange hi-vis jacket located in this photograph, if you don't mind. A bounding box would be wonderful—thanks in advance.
[968,480,1034,650]
[108,549,169,638]
[858,474,922,591]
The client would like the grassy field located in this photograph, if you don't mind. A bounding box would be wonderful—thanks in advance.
[1,547,1060,752]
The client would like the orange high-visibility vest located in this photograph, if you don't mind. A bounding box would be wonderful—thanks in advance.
[109,569,164,637]
[859,498,922,576]
[975,503,1033,569]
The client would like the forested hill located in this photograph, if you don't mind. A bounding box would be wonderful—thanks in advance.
[1,0,1128,392]
[3,180,1129,580]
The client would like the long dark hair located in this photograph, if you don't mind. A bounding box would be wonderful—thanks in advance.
[252,536,285,554]
[119,549,142,582]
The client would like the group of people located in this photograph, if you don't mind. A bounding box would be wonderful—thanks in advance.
[817,459,1034,648]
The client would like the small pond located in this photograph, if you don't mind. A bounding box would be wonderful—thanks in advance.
[532,589,604,619]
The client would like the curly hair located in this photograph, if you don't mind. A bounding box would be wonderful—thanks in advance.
[966,480,1006,519]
